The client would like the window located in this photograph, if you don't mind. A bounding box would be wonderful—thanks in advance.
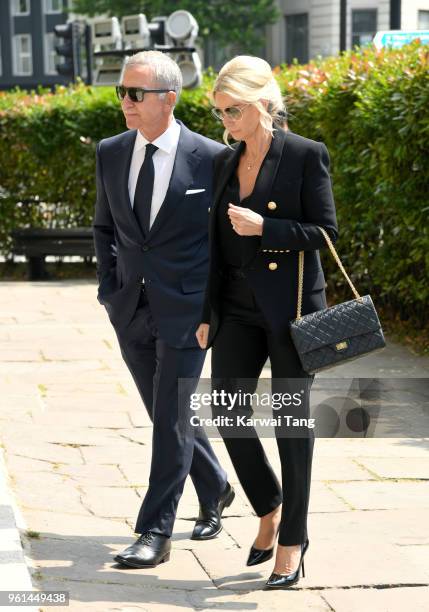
[44,0,62,14]
[352,10,377,47]
[0,37,2,76]
[44,32,60,74]
[12,34,33,75]
[285,13,309,64]
[418,10,429,29]
[11,0,30,16]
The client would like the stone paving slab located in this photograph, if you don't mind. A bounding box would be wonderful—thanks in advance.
[37,579,200,611]
[355,456,429,479]
[323,586,429,612]
[4,443,84,465]
[308,481,353,512]
[313,437,429,458]
[195,537,429,590]
[189,587,333,610]
[328,480,429,510]
[79,444,149,465]
[13,483,90,517]
[30,410,133,429]
[55,464,130,487]
[80,485,142,518]
[310,455,374,481]
[0,423,123,447]
[30,540,214,591]
[20,510,132,539]
[40,397,144,413]
[191,588,333,611]
[313,507,429,546]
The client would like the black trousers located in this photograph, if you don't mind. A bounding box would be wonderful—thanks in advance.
[114,287,228,537]
[211,275,315,546]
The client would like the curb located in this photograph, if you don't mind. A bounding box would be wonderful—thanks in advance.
[0,448,38,611]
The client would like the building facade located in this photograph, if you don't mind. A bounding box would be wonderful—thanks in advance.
[266,0,429,66]
[0,0,69,90]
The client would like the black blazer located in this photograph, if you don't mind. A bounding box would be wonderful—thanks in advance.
[202,127,338,348]
[93,119,224,348]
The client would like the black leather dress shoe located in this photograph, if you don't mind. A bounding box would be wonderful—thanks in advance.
[264,539,309,589]
[191,481,235,540]
[114,531,171,568]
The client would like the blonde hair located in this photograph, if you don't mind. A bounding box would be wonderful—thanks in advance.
[211,55,287,146]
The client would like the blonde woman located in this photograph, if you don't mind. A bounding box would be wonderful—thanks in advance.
[196,56,338,589]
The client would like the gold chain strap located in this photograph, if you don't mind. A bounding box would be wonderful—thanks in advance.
[296,226,362,320]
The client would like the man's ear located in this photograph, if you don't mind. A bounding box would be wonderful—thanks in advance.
[164,91,177,109]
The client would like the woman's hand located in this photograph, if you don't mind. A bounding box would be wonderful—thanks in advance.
[196,323,210,349]
[228,204,264,236]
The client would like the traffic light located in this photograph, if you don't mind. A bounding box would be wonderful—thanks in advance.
[54,22,81,80]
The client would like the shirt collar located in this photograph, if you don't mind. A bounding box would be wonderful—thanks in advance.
[134,118,180,154]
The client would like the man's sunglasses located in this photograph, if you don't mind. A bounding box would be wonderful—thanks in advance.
[116,86,172,103]
[211,104,250,121]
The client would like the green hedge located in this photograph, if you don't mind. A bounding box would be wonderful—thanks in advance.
[0,43,428,324]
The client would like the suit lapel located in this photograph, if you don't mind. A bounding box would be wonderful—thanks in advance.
[209,141,244,249]
[147,122,202,240]
[212,141,244,215]
[247,128,287,215]
[112,129,145,242]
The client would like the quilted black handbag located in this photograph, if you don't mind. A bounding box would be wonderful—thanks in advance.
[289,226,386,374]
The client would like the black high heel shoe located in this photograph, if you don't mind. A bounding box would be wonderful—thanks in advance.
[246,545,274,567]
[263,538,309,589]
[246,523,280,567]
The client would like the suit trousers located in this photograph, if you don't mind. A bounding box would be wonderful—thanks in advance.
[114,287,228,537]
[211,275,315,546]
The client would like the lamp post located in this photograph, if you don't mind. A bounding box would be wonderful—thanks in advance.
[390,0,402,29]
[340,0,347,52]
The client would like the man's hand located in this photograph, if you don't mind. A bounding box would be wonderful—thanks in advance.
[196,323,210,349]
[228,204,264,236]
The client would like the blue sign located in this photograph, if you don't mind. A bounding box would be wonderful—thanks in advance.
[373,30,429,49]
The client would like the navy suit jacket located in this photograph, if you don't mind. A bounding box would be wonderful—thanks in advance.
[202,128,339,348]
[93,119,225,348]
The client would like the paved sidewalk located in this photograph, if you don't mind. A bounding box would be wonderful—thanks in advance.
[0,281,428,612]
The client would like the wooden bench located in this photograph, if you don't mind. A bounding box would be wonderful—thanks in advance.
[11,228,95,280]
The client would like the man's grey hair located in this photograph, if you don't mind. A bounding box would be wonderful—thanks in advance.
[121,50,183,105]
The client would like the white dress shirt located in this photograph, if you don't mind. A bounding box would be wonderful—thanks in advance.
[128,118,181,229]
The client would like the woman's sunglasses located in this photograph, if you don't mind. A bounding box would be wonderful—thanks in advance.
[211,104,250,122]
[116,85,172,103]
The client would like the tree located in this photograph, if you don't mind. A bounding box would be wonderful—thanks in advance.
[71,0,280,55]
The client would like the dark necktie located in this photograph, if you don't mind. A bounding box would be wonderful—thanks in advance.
[133,143,158,235]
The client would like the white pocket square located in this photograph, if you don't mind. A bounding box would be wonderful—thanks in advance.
[185,188,206,195]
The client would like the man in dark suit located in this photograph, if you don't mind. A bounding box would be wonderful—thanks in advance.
[93,50,234,568]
